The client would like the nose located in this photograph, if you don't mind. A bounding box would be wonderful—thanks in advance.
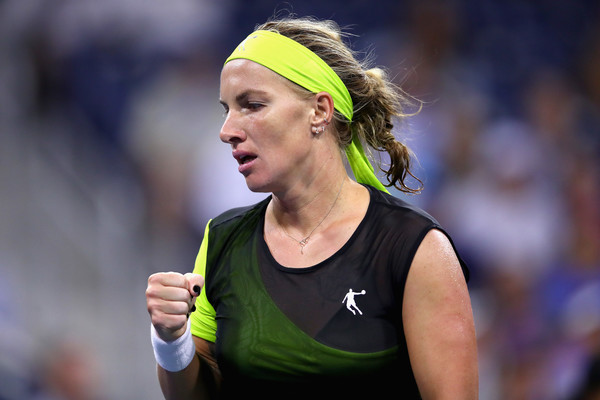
[219,111,246,144]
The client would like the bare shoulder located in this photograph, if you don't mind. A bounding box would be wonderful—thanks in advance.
[403,228,470,322]
[409,229,466,289]
[415,229,461,266]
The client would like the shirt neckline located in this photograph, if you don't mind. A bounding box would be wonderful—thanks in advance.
[259,184,377,273]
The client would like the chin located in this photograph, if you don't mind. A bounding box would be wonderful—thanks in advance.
[244,177,273,194]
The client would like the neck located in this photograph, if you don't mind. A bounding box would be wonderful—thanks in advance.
[270,172,347,232]
[270,144,344,222]
[270,174,346,254]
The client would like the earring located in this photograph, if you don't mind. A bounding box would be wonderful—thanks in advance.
[312,118,330,135]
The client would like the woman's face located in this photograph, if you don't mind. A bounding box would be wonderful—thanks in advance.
[219,59,319,193]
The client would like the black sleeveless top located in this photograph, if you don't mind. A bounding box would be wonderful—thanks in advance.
[193,185,468,399]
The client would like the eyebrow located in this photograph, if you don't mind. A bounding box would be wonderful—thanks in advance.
[219,89,269,107]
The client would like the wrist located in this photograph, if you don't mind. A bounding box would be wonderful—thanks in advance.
[151,319,196,372]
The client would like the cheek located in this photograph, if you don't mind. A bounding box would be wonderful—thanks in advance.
[255,112,295,145]
[275,103,312,140]
[251,98,312,151]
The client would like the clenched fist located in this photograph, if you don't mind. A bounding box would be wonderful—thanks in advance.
[146,272,205,342]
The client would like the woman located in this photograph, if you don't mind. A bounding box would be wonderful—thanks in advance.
[146,17,478,399]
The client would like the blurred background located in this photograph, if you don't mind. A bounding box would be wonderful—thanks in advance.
[1,0,599,399]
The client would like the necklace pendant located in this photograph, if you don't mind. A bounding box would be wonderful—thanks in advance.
[299,237,309,254]
[279,177,345,256]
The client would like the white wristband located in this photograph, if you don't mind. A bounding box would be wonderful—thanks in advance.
[151,319,196,372]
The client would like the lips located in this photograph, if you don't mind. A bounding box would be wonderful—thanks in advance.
[232,150,257,174]
[233,150,256,164]
[238,154,256,164]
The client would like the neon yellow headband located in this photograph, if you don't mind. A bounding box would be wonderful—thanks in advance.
[225,30,389,193]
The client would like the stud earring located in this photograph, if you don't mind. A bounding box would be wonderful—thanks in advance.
[312,118,330,135]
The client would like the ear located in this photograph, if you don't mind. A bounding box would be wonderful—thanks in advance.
[310,91,334,125]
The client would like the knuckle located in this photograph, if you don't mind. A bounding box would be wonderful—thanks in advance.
[148,273,161,284]
[145,285,158,299]
[146,298,160,315]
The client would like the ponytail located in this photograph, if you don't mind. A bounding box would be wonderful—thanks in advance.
[351,67,423,194]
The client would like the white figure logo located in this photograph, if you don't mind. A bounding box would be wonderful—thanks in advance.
[342,289,366,315]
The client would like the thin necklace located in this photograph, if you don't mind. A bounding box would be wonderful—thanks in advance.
[280,178,345,254]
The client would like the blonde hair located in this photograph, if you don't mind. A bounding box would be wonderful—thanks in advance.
[256,16,423,194]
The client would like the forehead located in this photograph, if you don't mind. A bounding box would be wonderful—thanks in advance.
[220,59,310,98]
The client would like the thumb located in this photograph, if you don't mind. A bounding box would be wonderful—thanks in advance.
[183,272,204,298]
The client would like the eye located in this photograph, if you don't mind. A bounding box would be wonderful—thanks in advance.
[246,102,264,111]
[220,103,229,117]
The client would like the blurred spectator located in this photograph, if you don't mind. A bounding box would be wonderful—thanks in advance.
[0,268,35,400]
[124,49,220,232]
[438,118,567,282]
[30,340,106,400]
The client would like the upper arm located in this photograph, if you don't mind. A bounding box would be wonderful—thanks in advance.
[190,220,217,342]
[402,229,478,399]
[190,221,221,386]
[188,219,221,395]
[193,336,221,389]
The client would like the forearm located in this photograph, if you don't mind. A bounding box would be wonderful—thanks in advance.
[158,355,219,400]
[158,356,202,400]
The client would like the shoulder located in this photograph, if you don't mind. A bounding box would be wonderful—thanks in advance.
[406,230,468,309]
[365,185,442,235]
[202,196,271,262]
[364,185,469,281]
[404,229,473,343]
[367,185,439,223]
[413,230,463,273]
[209,196,271,230]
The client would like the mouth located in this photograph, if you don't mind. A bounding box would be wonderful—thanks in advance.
[236,154,257,165]
[233,150,257,174]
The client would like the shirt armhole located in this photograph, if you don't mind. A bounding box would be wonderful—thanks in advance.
[190,219,217,343]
